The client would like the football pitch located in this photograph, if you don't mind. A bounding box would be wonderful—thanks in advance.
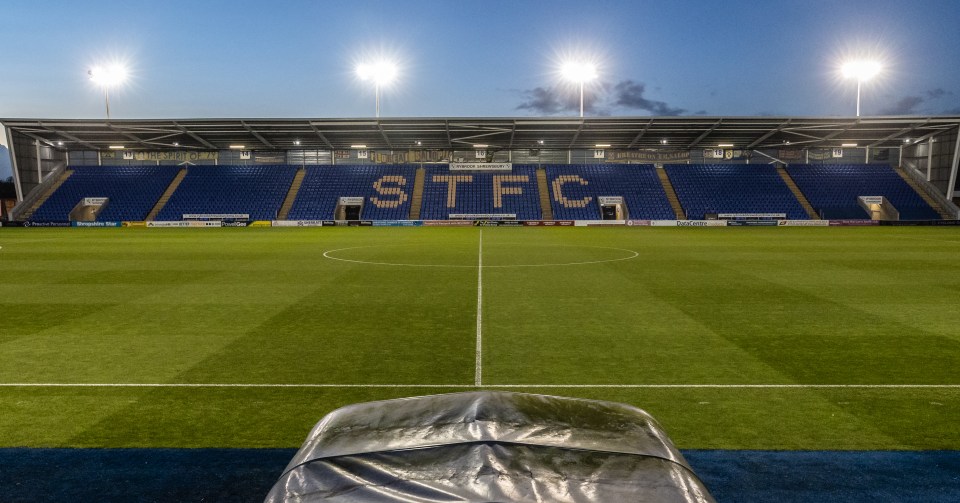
[1,226,959,451]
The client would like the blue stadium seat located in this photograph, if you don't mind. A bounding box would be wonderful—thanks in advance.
[786,164,940,220]
[420,165,541,220]
[288,165,416,220]
[545,164,674,220]
[664,164,809,220]
[31,166,180,222]
[156,165,297,221]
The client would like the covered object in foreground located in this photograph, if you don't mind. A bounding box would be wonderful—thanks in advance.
[266,391,714,502]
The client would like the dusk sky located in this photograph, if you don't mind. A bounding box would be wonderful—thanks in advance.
[1,0,960,122]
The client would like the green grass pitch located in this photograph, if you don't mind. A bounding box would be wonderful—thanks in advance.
[1,226,959,450]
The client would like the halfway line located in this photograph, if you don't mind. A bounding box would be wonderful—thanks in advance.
[475,228,483,387]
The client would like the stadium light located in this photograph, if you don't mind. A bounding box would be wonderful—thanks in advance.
[87,64,128,119]
[842,60,881,117]
[562,61,597,118]
[356,61,397,118]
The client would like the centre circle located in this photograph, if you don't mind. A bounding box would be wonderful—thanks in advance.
[322,243,638,268]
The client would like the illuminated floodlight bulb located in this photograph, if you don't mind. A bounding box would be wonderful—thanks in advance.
[842,60,881,82]
[88,64,128,88]
[357,61,397,85]
[561,61,597,83]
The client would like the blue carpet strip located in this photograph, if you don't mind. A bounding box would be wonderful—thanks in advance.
[0,449,958,502]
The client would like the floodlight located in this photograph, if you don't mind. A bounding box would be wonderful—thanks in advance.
[561,61,598,118]
[88,63,128,119]
[842,60,881,117]
[357,60,398,117]
[842,60,881,82]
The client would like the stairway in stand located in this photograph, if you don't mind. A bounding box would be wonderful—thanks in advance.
[535,168,553,220]
[145,168,188,221]
[894,167,955,219]
[277,167,307,220]
[776,166,819,219]
[408,167,426,220]
[17,169,74,221]
[655,167,685,219]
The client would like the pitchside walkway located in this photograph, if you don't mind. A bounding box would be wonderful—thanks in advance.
[2,448,956,502]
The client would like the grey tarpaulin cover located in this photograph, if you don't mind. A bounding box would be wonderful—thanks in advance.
[266,391,715,502]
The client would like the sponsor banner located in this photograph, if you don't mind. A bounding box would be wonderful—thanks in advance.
[72,221,121,228]
[83,197,109,206]
[609,150,690,163]
[1,221,23,227]
[575,220,626,227]
[777,220,830,226]
[122,221,146,227]
[878,220,960,227]
[726,220,779,226]
[422,220,474,227]
[719,213,786,219]
[449,213,517,220]
[373,220,423,227]
[249,220,272,228]
[22,221,71,228]
[625,220,652,226]
[598,196,624,205]
[101,151,218,162]
[220,221,250,227]
[473,220,501,227]
[183,214,249,220]
[829,220,879,226]
[859,196,884,205]
[523,220,575,226]
[271,220,326,227]
[778,149,804,161]
[651,220,728,227]
[338,197,364,205]
[147,221,221,228]
[449,162,513,171]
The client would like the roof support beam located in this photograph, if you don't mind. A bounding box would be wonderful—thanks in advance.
[173,121,218,150]
[745,119,791,149]
[376,121,394,149]
[686,119,722,149]
[567,121,585,149]
[40,123,99,150]
[627,119,655,149]
[867,119,930,148]
[308,123,335,150]
[240,120,275,149]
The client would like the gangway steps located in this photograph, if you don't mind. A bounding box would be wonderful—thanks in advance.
[776,166,819,219]
[655,167,686,220]
[145,168,188,221]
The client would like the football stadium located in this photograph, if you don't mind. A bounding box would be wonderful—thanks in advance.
[2,114,960,501]
[3,2,960,502]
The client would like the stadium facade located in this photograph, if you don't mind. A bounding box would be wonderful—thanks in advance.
[2,116,959,223]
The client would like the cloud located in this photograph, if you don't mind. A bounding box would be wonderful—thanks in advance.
[516,87,566,114]
[517,79,686,116]
[516,86,601,115]
[694,110,709,115]
[926,88,951,99]
[879,96,924,115]
[944,106,960,114]
[613,80,686,116]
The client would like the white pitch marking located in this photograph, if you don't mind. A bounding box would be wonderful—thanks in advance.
[475,228,483,387]
[322,244,639,268]
[1,383,959,389]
